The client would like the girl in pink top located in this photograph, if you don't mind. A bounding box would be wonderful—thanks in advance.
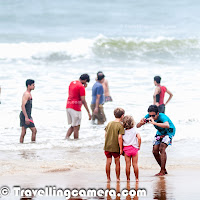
[123,116,141,181]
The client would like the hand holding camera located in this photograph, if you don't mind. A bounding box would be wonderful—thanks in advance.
[144,118,150,123]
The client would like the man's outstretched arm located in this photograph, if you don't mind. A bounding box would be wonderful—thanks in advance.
[136,118,146,128]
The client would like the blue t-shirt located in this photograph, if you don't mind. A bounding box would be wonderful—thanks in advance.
[91,82,104,105]
[145,113,176,138]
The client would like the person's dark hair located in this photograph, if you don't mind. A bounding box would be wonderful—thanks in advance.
[123,115,135,129]
[114,108,125,118]
[80,74,90,83]
[97,71,102,75]
[97,71,105,76]
[154,76,161,84]
[148,105,159,114]
[26,79,35,87]
[97,72,105,81]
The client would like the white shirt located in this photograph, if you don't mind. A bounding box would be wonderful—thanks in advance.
[122,127,139,149]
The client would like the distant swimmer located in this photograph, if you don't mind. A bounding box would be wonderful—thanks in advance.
[65,74,91,139]
[20,79,37,143]
[97,71,112,102]
[153,76,173,113]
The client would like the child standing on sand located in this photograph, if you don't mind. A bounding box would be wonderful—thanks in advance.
[123,115,141,182]
[104,108,125,182]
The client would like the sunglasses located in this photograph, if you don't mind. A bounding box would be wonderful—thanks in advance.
[149,115,156,117]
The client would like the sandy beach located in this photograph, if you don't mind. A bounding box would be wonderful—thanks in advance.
[1,168,200,199]
[1,1,200,200]
[0,148,200,200]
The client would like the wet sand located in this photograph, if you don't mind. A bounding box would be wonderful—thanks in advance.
[1,165,200,200]
[0,148,200,199]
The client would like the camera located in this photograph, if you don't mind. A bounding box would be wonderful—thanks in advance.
[144,118,150,123]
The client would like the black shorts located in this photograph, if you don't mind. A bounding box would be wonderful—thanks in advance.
[20,112,35,128]
[158,104,165,113]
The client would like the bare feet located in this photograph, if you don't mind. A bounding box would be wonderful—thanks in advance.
[136,179,139,182]
[155,171,165,176]
[117,178,120,182]
[155,169,168,176]
[107,179,111,182]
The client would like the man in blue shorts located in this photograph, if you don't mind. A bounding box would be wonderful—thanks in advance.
[137,105,175,176]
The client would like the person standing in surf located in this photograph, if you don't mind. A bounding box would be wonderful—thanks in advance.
[97,71,113,102]
[91,72,106,124]
[20,79,37,143]
[65,74,91,139]
[153,76,173,113]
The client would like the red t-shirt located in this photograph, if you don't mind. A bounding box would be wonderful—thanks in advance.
[66,80,85,111]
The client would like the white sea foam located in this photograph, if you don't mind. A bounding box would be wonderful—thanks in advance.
[1,36,200,170]
[0,35,200,62]
[0,38,94,60]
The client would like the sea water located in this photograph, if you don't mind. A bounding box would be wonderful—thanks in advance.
[0,0,200,176]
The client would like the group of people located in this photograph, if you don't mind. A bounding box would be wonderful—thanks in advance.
[103,75,174,181]
[19,72,112,142]
[104,105,175,182]
[65,71,112,139]
[18,73,175,180]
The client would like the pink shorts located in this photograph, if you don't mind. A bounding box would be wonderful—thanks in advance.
[105,151,120,158]
[123,146,138,157]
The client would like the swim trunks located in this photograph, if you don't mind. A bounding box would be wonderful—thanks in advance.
[104,151,120,158]
[158,104,165,113]
[20,98,35,128]
[153,135,172,146]
[123,145,138,157]
[105,96,113,102]
[20,112,35,128]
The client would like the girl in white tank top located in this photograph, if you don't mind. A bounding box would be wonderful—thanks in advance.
[122,115,141,181]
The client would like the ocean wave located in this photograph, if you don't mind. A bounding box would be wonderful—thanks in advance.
[0,35,200,62]
[0,138,103,151]
[93,36,200,60]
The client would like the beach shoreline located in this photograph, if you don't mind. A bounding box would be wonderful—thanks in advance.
[1,155,200,200]
[1,1,200,200]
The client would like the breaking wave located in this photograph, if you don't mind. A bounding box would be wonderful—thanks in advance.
[0,35,200,62]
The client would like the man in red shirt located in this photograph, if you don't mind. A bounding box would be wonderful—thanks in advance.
[65,74,91,139]
[153,76,173,113]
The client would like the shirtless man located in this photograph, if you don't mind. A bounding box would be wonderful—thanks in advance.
[97,71,112,102]
[19,79,37,143]
[153,76,173,113]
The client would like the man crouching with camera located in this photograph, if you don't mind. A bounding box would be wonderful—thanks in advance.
[137,105,176,176]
